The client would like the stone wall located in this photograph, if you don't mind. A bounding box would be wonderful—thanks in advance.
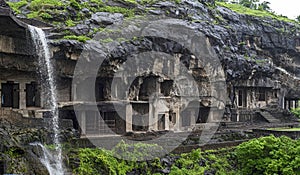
[253,128,300,139]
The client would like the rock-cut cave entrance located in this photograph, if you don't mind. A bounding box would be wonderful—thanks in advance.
[1,81,19,108]
[26,82,40,107]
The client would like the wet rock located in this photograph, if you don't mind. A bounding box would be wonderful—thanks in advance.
[0,0,9,8]
[160,167,171,174]
[91,12,124,25]
[69,24,90,35]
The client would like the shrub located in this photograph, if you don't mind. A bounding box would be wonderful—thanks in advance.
[74,142,165,175]
[29,0,64,11]
[63,35,91,42]
[291,107,300,119]
[97,6,135,17]
[235,135,300,175]
[65,19,76,27]
[7,0,28,14]
[111,140,165,161]
[75,148,121,175]
[216,2,296,23]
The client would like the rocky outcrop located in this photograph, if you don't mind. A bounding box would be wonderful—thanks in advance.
[44,0,300,98]
[0,0,8,8]
[0,116,75,174]
[3,0,299,90]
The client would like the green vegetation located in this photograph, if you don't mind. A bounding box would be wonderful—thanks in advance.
[4,147,24,158]
[292,106,300,119]
[7,0,136,20]
[65,19,76,27]
[112,140,165,161]
[7,0,27,14]
[235,135,300,175]
[268,127,300,131]
[97,6,135,17]
[28,0,63,11]
[216,2,297,23]
[63,35,91,42]
[100,38,114,43]
[73,142,165,175]
[119,0,181,5]
[297,15,300,23]
[70,136,300,175]
[169,149,234,175]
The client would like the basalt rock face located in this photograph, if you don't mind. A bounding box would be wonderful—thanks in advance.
[0,1,298,102]
[0,113,75,174]
[45,0,300,99]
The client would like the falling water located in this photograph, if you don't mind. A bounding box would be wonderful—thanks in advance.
[274,66,300,80]
[30,142,63,175]
[28,25,63,175]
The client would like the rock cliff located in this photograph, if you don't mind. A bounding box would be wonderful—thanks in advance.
[1,0,300,174]
[2,0,300,97]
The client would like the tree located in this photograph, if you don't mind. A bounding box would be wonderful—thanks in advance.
[296,15,300,23]
[258,1,271,11]
[239,0,259,9]
[235,135,300,175]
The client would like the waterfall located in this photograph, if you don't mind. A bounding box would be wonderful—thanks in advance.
[274,66,300,80]
[28,25,64,175]
[30,142,63,175]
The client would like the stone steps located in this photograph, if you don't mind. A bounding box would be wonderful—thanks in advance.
[258,111,280,123]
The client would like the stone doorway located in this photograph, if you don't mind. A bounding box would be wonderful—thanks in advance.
[196,107,210,123]
[26,82,40,107]
[1,81,19,108]
[237,89,247,108]
[158,114,165,130]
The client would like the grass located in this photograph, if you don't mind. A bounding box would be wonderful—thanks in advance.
[63,35,91,42]
[268,127,300,131]
[7,0,28,14]
[216,2,298,24]
[119,0,181,5]
[28,0,64,11]
[97,6,135,17]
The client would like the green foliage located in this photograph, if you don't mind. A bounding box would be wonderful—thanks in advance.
[5,147,23,158]
[45,144,57,151]
[70,0,82,10]
[269,127,300,131]
[291,106,300,119]
[170,149,234,175]
[170,149,206,175]
[65,19,76,27]
[100,38,114,43]
[238,0,259,9]
[39,12,53,19]
[97,6,135,17]
[29,0,64,11]
[70,137,300,175]
[120,0,181,5]
[296,15,300,23]
[235,135,300,175]
[7,0,27,14]
[63,35,91,42]
[74,142,165,175]
[75,148,124,175]
[112,140,165,161]
[257,1,271,11]
[216,2,297,23]
[117,0,138,5]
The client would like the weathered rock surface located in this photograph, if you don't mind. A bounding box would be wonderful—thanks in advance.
[0,111,75,174]
[43,0,300,96]
[0,0,300,173]
[2,0,299,95]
